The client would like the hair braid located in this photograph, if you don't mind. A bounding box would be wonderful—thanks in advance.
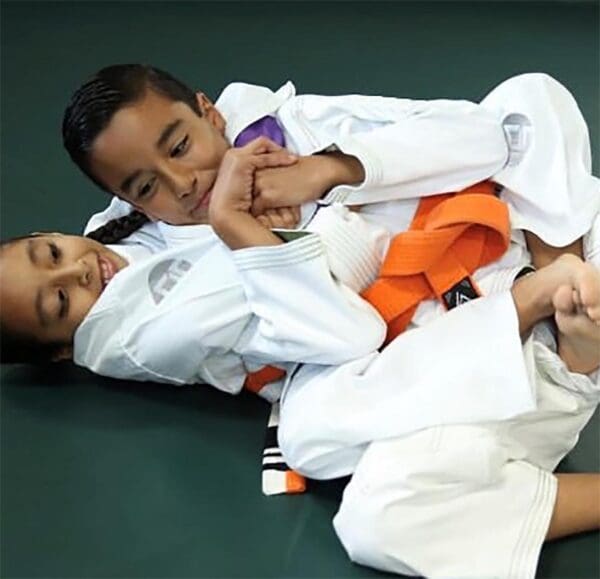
[85,210,150,245]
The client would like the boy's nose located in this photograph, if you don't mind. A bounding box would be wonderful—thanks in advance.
[166,169,197,200]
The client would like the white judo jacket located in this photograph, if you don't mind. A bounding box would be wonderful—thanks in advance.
[74,214,388,395]
[85,73,599,250]
[75,73,599,410]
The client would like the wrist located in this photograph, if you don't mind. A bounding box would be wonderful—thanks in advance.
[318,151,365,190]
[210,208,283,250]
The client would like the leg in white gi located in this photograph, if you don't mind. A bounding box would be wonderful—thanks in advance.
[333,323,600,578]
[331,224,600,578]
[279,252,600,480]
[279,291,534,480]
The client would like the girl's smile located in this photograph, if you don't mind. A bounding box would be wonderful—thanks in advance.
[0,234,127,359]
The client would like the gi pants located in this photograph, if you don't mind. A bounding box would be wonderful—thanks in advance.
[280,215,600,578]
[333,319,599,578]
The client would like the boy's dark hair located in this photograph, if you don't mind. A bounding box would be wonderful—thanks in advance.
[62,64,201,192]
[62,64,198,248]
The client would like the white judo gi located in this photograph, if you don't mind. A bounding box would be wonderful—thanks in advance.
[331,303,600,578]
[85,72,599,251]
[74,205,538,429]
[78,73,600,578]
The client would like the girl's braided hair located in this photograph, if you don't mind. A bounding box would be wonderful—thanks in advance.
[85,209,150,245]
[2,65,198,363]
[0,210,150,364]
[0,209,148,364]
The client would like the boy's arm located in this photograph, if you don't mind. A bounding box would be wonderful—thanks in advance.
[252,95,509,211]
[251,151,364,215]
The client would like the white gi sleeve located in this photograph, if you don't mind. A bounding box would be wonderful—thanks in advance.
[75,285,250,393]
[122,286,251,393]
[278,93,509,205]
[304,204,389,293]
[232,233,387,365]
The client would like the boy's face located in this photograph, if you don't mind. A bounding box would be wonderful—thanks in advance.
[89,89,231,225]
[0,234,127,358]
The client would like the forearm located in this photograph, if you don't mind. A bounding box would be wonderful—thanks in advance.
[320,99,508,205]
[293,152,365,203]
[211,210,283,250]
[525,231,583,268]
[318,151,365,190]
[546,473,600,540]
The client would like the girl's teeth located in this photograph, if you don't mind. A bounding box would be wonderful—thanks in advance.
[99,258,112,288]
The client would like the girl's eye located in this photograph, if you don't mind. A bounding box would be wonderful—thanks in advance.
[170,135,189,158]
[137,178,156,199]
[57,288,69,319]
[48,242,61,263]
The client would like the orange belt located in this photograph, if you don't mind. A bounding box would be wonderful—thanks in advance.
[361,181,510,344]
[244,365,286,395]
[243,181,508,495]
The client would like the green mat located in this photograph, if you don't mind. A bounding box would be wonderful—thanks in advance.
[1,2,598,577]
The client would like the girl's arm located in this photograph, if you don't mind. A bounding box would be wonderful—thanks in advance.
[525,231,584,268]
[208,136,298,249]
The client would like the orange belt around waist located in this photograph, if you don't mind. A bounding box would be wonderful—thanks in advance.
[361,181,510,344]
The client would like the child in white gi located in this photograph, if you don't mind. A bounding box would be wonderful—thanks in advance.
[10,65,593,577]
[66,67,597,272]
[1,167,599,579]
[62,64,600,380]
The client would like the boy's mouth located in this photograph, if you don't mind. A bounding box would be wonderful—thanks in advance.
[98,254,117,291]
[190,188,213,219]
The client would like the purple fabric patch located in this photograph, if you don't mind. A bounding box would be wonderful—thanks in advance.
[234,115,286,148]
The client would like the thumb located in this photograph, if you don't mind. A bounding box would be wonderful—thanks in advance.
[251,195,267,217]
[243,136,284,154]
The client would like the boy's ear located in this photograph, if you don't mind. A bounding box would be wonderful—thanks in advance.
[195,92,226,135]
[51,344,73,362]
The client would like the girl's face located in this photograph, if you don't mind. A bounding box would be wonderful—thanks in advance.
[0,234,127,359]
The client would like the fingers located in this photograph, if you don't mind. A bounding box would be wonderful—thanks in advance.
[287,205,301,226]
[225,137,297,170]
[255,207,301,229]
[241,137,297,167]
[256,214,272,228]
[252,150,297,169]
[274,206,301,229]
[250,195,268,217]
[251,194,302,219]
[241,136,285,155]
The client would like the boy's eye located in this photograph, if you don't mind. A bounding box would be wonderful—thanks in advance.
[170,135,189,158]
[57,288,69,319]
[137,178,156,199]
[48,242,61,263]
